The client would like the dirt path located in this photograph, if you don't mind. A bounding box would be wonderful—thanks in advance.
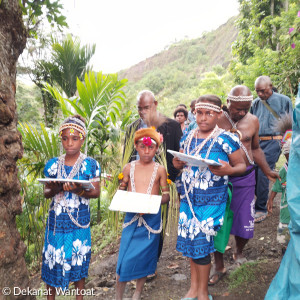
[82,192,283,300]
[29,191,283,300]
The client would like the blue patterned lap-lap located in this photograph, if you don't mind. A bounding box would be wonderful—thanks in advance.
[176,131,240,259]
[116,209,161,281]
[42,157,100,289]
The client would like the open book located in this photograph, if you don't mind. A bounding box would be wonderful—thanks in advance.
[167,149,222,167]
[109,190,161,214]
[37,178,95,190]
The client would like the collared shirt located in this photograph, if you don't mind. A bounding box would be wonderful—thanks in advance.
[250,92,293,136]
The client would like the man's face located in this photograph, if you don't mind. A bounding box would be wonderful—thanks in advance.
[255,82,273,100]
[227,100,251,122]
[137,94,157,121]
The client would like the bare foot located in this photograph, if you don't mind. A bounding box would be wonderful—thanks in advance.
[132,290,142,300]
[233,253,247,265]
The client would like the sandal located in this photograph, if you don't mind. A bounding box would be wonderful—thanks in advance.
[208,270,227,286]
[254,212,267,223]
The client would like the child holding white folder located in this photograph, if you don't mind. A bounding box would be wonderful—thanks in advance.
[116,127,170,300]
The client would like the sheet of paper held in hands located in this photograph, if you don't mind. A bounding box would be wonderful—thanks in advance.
[109,190,162,214]
[37,178,95,190]
[167,149,222,167]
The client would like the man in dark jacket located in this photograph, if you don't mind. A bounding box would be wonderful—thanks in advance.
[124,90,182,182]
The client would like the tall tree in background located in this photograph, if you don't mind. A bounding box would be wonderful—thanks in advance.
[0,1,66,297]
[231,0,299,97]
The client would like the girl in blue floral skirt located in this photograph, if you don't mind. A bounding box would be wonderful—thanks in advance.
[173,95,246,300]
[42,115,100,299]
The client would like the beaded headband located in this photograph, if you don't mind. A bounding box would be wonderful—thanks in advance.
[195,102,221,113]
[227,94,253,102]
[59,117,87,140]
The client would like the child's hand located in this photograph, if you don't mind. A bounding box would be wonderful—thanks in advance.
[173,157,186,170]
[62,182,83,194]
[45,181,63,194]
[208,159,233,176]
[266,170,280,182]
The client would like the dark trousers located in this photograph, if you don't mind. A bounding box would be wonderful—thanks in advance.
[255,140,281,213]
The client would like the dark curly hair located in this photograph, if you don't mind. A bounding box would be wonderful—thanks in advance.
[173,107,188,119]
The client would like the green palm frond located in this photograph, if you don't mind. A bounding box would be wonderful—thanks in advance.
[18,122,60,178]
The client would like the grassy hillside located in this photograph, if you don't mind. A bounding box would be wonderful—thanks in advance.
[119,16,238,117]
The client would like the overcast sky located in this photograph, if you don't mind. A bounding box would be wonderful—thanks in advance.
[62,0,239,73]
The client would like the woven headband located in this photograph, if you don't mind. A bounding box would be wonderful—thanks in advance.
[59,123,86,139]
[227,94,253,102]
[195,102,221,113]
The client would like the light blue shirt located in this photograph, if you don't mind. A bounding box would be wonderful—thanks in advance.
[250,92,293,136]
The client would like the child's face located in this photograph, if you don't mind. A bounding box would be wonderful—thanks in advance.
[135,141,158,163]
[61,128,84,156]
[196,108,221,133]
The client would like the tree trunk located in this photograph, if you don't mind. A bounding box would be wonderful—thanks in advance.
[0,1,32,299]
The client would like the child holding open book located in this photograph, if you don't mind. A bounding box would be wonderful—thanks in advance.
[173,95,246,300]
[116,127,170,300]
[42,115,100,299]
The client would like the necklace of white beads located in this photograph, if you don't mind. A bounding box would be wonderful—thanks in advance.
[47,152,89,242]
[182,125,225,236]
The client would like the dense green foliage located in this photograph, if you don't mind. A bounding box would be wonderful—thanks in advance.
[231,0,299,98]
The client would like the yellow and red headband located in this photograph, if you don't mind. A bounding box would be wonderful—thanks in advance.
[59,117,87,140]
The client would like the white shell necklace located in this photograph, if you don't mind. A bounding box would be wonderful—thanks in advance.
[47,152,88,242]
[181,125,224,237]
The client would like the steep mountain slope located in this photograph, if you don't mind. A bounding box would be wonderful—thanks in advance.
[119,16,238,114]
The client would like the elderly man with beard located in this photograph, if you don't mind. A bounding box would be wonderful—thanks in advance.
[208,85,279,285]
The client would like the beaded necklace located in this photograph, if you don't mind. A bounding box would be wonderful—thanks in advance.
[223,111,254,165]
[47,152,88,242]
[182,125,224,196]
[181,125,224,236]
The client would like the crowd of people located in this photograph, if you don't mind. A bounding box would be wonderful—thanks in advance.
[41,75,294,300]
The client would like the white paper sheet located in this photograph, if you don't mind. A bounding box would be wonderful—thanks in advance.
[109,190,162,214]
[167,149,222,167]
[37,178,95,190]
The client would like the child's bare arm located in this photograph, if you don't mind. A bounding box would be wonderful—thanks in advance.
[159,166,170,205]
[119,164,130,191]
[267,191,277,214]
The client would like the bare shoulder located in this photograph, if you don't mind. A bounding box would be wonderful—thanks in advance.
[158,164,167,175]
[123,163,131,174]
[247,113,259,125]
